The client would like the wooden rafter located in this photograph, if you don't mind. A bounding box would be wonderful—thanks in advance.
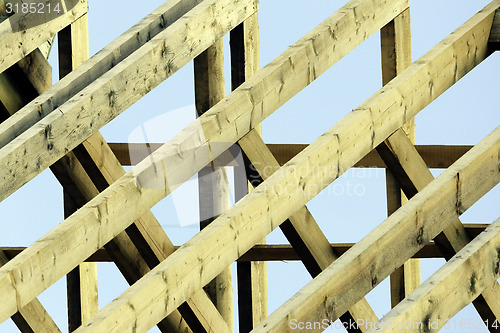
[365,216,500,333]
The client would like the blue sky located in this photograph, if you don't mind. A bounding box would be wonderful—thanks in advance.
[0,0,499,331]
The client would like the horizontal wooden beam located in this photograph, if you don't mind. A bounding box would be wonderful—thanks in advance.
[255,124,500,332]
[107,142,472,168]
[367,216,500,333]
[0,0,87,74]
[0,223,489,262]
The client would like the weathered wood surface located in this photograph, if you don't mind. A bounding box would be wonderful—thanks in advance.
[0,0,257,202]
[0,16,223,333]
[108,142,473,169]
[366,216,500,333]
[0,0,88,74]
[194,38,234,330]
[230,12,269,333]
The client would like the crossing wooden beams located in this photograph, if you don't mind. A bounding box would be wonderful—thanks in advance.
[376,128,500,326]
[0,0,497,331]
[366,216,500,333]
[0,0,257,201]
[0,0,88,74]
[194,38,234,329]
[0,0,413,330]
[230,12,269,332]
[0,251,61,333]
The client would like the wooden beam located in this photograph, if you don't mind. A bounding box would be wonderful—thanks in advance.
[0,0,411,328]
[0,251,61,333]
[230,12,268,332]
[376,128,500,325]
[0,19,222,333]
[107,142,473,169]
[0,0,257,203]
[0,0,88,74]
[239,129,378,331]
[254,125,500,332]
[194,38,234,330]
[380,7,421,308]
[366,217,500,333]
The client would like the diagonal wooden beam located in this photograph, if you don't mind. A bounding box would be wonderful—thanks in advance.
[0,21,229,333]
[254,125,500,332]
[0,0,88,74]
[239,129,378,332]
[365,216,500,333]
[0,251,61,333]
[194,38,234,329]
[0,0,257,202]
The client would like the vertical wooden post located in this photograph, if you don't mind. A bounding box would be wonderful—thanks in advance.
[58,12,98,331]
[380,8,421,308]
[230,10,268,332]
[194,38,234,331]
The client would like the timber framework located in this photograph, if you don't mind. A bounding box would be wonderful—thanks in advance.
[0,0,499,332]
